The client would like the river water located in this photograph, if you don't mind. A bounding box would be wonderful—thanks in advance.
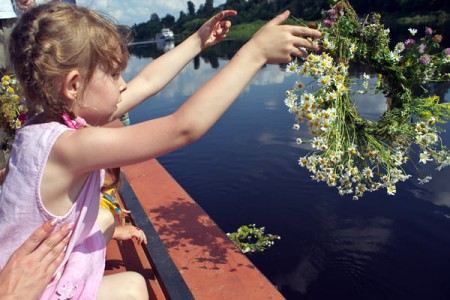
[125,40,450,300]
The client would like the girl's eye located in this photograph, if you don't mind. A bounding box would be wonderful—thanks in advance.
[111,72,120,79]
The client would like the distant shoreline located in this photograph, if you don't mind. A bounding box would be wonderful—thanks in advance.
[224,11,450,44]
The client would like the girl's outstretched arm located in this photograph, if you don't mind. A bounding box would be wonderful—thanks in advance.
[59,11,320,171]
[115,10,237,117]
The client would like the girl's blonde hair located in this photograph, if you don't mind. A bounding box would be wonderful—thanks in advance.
[9,3,129,191]
[9,2,129,119]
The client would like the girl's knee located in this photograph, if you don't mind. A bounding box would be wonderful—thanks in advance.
[98,272,148,300]
[122,272,148,300]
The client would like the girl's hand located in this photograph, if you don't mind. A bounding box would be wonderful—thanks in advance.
[249,10,321,65]
[197,10,237,49]
[113,224,147,245]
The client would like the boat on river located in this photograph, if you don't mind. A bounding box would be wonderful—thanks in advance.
[155,28,174,41]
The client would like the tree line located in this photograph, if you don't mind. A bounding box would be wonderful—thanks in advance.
[131,0,448,42]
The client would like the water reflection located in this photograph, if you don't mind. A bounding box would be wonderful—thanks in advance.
[126,40,450,300]
[276,216,393,295]
[156,40,174,53]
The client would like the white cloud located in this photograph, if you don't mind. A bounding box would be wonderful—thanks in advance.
[77,0,227,26]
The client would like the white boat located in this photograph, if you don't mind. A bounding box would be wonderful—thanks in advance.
[155,28,174,41]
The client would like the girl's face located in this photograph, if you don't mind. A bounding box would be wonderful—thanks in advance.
[75,67,126,126]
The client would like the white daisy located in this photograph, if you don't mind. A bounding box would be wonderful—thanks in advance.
[387,185,396,195]
[419,151,433,164]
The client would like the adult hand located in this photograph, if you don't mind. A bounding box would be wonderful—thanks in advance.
[0,221,72,300]
[250,10,321,64]
[17,0,36,12]
[197,10,237,49]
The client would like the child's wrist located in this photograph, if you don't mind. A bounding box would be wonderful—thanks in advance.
[187,32,204,53]
[241,39,267,67]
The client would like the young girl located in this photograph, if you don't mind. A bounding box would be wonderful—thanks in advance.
[0,2,320,299]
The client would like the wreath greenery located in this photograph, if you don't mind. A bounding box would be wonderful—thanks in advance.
[285,0,450,199]
[227,224,280,254]
[0,75,26,153]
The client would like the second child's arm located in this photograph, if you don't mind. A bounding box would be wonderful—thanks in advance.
[114,10,237,117]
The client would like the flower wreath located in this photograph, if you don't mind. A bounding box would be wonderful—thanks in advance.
[226,224,280,254]
[0,75,27,152]
[284,0,450,199]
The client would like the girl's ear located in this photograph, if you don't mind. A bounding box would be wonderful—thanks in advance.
[62,70,81,102]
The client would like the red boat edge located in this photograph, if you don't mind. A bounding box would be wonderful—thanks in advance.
[104,119,285,299]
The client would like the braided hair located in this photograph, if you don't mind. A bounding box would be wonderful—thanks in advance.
[9,2,129,120]
[9,2,130,191]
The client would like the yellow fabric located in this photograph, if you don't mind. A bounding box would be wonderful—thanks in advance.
[100,188,124,224]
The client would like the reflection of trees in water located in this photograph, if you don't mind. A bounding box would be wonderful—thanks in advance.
[128,39,245,69]
[129,42,165,58]
[128,39,449,100]
[431,81,450,103]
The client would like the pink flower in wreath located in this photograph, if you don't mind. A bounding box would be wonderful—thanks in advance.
[420,54,430,64]
[419,44,426,54]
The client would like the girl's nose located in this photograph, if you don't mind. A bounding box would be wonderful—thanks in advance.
[119,76,127,92]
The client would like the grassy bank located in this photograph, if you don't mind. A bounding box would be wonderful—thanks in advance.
[226,18,302,41]
[226,11,450,42]
[382,10,449,27]
[226,20,265,40]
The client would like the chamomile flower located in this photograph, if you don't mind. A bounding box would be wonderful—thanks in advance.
[322,39,335,50]
[389,51,402,62]
[326,91,338,102]
[362,167,374,178]
[419,151,433,164]
[318,75,332,87]
[295,81,305,90]
[301,93,315,103]
[349,43,357,54]
[386,185,396,195]
[394,42,405,53]
[286,62,299,73]
[348,144,358,155]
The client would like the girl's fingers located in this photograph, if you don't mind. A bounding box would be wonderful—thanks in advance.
[215,10,237,21]
[140,230,147,245]
[290,47,309,59]
[135,228,147,244]
[294,37,320,52]
[207,10,237,28]
[290,26,322,39]
[266,10,290,26]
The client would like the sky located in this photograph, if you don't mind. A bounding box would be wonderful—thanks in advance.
[77,0,227,26]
